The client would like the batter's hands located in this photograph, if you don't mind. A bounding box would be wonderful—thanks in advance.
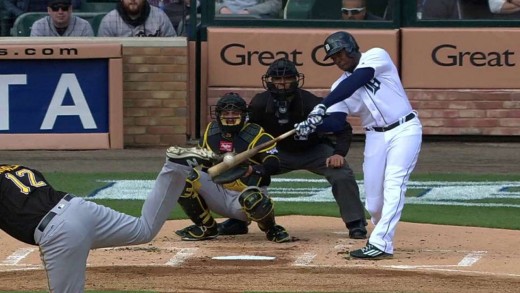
[294,120,313,137]
[306,104,327,129]
[294,104,327,137]
[326,154,345,168]
[309,104,327,117]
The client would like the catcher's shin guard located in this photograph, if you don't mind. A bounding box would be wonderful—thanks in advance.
[238,187,275,230]
[238,187,291,243]
[178,169,217,228]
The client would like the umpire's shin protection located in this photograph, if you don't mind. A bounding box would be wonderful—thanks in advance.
[178,169,216,227]
[238,187,275,232]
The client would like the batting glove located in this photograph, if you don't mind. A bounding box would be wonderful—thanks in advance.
[309,104,327,117]
[294,120,315,137]
[307,104,326,127]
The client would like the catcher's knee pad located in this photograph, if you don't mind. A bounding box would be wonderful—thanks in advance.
[178,169,214,226]
[238,186,274,223]
[180,169,202,198]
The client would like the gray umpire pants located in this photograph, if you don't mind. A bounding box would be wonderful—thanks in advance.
[276,143,365,226]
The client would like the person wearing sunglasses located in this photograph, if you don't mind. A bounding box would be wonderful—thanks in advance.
[30,0,94,36]
[341,0,382,20]
[4,0,81,35]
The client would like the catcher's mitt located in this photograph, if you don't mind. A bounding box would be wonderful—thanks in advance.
[212,164,249,184]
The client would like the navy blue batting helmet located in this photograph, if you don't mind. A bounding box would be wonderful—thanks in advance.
[323,31,359,61]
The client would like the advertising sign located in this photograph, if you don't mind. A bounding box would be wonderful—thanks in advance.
[402,28,520,89]
[207,28,399,88]
[0,59,108,133]
[0,43,122,149]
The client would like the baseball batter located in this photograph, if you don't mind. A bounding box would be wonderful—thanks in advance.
[295,31,422,259]
[0,160,186,292]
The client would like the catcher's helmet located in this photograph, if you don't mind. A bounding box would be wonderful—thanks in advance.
[323,31,359,61]
[212,92,248,136]
[261,58,304,98]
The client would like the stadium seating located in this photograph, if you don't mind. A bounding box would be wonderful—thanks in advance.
[77,0,116,13]
[284,0,315,19]
[90,13,107,36]
[10,12,107,36]
[0,0,9,36]
[10,13,47,37]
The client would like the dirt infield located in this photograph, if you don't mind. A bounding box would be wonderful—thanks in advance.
[0,217,519,292]
[0,142,519,292]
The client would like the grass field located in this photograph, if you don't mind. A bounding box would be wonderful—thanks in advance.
[44,171,520,230]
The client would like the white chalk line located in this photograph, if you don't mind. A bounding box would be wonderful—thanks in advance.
[294,263,520,278]
[0,246,515,280]
[1,248,36,265]
[458,251,486,267]
[165,247,198,266]
[293,252,317,266]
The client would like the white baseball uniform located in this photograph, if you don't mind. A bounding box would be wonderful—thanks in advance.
[327,48,422,254]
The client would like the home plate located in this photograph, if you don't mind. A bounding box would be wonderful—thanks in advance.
[212,255,276,261]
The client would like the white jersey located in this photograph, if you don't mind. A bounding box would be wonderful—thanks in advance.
[327,48,413,128]
[324,46,422,256]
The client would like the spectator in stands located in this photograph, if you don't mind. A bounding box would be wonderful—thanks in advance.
[460,0,493,19]
[98,0,177,37]
[148,0,196,36]
[341,0,383,20]
[4,0,81,34]
[418,0,463,19]
[488,0,520,18]
[30,0,94,36]
[215,0,283,18]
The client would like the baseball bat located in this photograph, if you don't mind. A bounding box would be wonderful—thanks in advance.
[207,129,296,178]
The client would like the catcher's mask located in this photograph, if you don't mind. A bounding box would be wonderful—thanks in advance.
[261,58,304,124]
[323,31,360,61]
[211,93,248,137]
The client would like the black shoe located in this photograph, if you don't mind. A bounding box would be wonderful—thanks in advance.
[347,219,367,239]
[265,225,291,243]
[175,224,218,241]
[350,243,393,260]
[217,218,249,235]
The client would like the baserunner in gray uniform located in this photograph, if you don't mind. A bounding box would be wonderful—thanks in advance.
[0,156,186,292]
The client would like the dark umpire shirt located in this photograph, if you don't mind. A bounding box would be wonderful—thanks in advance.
[248,89,351,156]
[0,164,67,245]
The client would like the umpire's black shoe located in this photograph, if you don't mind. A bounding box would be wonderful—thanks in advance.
[217,218,249,235]
[347,219,368,239]
[350,243,393,260]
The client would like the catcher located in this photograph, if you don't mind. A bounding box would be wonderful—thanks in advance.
[166,92,291,243]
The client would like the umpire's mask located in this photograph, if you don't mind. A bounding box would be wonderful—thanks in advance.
[262,58,304,124]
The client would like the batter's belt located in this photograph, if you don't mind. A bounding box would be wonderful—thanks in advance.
[365,111,416,132]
